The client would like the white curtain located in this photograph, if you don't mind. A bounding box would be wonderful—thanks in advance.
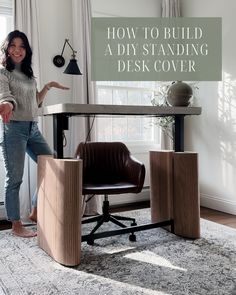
[70,0,101,215]
[161,0,181,150]
[14,0,41,221]
[162,0,181,17]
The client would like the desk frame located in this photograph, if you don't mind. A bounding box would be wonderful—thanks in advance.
[41,103,201,158]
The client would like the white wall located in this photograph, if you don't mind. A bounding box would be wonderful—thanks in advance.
[182,0,236,214]
[38,0,73,149]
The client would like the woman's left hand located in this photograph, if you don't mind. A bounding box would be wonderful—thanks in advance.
[46,81,70,90]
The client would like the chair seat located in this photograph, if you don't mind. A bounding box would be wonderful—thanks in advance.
[83,182,138,195]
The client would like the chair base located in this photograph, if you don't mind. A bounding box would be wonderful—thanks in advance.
[82,198,137,245]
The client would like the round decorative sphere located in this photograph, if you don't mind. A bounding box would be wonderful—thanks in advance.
[167,81,193,106]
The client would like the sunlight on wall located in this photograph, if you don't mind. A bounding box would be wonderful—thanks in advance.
[218,72,236,189]
[125,250,187,271]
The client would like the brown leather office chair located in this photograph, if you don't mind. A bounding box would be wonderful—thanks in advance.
[75,142,146,245]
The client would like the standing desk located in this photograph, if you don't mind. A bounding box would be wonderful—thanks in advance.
[37,103,201,266]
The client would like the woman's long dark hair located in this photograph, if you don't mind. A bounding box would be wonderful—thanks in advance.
[0,30,34,78]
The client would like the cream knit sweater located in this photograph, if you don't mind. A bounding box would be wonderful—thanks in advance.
[0,66,39,121]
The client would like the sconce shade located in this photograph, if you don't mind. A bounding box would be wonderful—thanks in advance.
[63,58,82,75]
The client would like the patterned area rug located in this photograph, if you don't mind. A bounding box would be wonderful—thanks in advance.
[0,208,236,295]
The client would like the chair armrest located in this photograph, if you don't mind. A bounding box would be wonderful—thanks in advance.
[124,156,145,193]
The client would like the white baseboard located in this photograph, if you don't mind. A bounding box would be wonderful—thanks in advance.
[0,205,6,220]
[109,189,150,206]
[200,193,236,215]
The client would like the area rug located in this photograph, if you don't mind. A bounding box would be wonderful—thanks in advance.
[0,209,236,295]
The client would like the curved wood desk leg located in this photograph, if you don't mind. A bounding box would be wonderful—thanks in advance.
[173,152,200,238]
[37,156,82,266]
[150,151,173,228]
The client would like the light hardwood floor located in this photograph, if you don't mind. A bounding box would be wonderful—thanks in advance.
[200,207,236,229]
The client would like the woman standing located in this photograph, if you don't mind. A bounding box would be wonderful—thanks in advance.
[0,30,69,237]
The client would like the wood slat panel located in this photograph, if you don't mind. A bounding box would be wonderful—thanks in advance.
[150,151,173,224]
[37,156,82,266]
[173,152,200,238]
[150,151,200,238]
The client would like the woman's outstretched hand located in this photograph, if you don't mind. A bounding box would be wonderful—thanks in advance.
[0,102,13,123]
[37,82,70,106]
[47,81,70,90]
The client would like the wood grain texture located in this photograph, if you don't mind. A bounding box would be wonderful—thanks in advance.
[173,152,200,238]
[150,151,200,239]
[37,156,82,266]
[150,151,174,224]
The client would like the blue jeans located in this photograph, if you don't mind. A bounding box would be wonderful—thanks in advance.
[0,121,52,221]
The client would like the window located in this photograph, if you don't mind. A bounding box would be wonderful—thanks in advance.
[0,0,13,206]
[0,0,13,44]
[95,81,161,145]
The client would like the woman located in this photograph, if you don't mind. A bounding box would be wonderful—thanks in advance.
[0,30,69,238]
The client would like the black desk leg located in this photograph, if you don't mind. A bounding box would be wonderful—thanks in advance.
[174,115,184,152]
[53,114,64,159]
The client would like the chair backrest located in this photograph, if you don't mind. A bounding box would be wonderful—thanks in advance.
[76,142,145,192]
[75,142,133,184]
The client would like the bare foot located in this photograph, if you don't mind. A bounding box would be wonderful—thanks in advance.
[12,220,37,238]
[29,207,37,223]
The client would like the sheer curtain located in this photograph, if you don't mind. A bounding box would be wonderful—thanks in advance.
[14,0,41,221]
[70,0,101,215]
[162,0,180,17]
[161,0,181,150]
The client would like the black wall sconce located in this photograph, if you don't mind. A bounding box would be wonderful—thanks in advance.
[53,39,82,75]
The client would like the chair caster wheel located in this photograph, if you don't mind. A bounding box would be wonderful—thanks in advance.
[131,222,137,226]
[87,238,94,245]
[129,233,136,242]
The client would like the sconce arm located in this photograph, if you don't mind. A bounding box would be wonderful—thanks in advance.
[60,39,67,56]
[53,38,79,68]
[61,39,77,58]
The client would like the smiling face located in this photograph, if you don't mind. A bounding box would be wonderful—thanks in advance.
[8,37,26,65]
